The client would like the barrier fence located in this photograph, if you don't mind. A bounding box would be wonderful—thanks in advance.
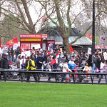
[0,69,107,84]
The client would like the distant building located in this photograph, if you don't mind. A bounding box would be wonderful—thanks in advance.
[38,27,92,51]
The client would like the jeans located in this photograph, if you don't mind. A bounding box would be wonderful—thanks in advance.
[92,63,96,73]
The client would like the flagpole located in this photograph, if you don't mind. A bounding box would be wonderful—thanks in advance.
[92,0,96,73]
[92,0,95,54]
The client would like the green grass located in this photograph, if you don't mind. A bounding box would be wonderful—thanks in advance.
[0,82,107,107]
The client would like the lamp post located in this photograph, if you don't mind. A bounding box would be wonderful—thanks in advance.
[92,0,95,54]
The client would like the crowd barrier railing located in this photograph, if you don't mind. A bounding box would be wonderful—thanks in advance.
[0,69,107,84]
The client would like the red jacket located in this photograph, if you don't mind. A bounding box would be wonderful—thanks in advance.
[50,59,56,65]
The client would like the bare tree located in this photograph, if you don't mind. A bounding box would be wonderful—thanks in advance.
[38,0,96,53]
[80,0,107,35]
[0,0,45,34]
[37,0,76,53]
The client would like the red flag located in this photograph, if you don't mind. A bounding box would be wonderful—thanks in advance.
[13,37,18,43]
[6,37,18,47]
[69,45,74,52]
[6,40,14,46]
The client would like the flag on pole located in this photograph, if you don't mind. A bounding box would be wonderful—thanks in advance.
[13,37,18,43]
[6,37,18,47]
[69,45,74,52]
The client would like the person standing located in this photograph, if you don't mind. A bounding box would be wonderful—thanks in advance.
[98,60,107,83]
[18,55,26,81]
[20,56,26,69]
[0,53,9,81]
[61,60,71,82]
[36,53,44,70]
[15,47,21,60]
[48,56,59,82]
[25,55,38,82]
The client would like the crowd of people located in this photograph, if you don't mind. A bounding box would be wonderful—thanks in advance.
[0,44,107,82]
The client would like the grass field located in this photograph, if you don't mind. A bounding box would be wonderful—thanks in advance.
[0,82,107,107]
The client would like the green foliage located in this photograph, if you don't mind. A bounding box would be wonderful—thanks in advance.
[0,82,107,107]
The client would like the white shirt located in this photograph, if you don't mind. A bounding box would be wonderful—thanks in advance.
[62,62,71,72]
[103,52,107,60]
[20,58,26,69]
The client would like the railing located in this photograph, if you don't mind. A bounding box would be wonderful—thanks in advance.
[0,69,107,84]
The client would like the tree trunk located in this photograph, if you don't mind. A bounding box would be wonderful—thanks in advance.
[21,0,36,34]
[63,36,71,54]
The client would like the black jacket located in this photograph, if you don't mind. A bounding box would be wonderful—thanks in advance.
[0,58,9,69]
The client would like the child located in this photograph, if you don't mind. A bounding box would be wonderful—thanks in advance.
[83,63,91,78]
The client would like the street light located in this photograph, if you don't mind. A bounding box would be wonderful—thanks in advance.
[92,0,95,54]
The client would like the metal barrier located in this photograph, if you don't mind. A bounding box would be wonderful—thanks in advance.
[0,69,107,84]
